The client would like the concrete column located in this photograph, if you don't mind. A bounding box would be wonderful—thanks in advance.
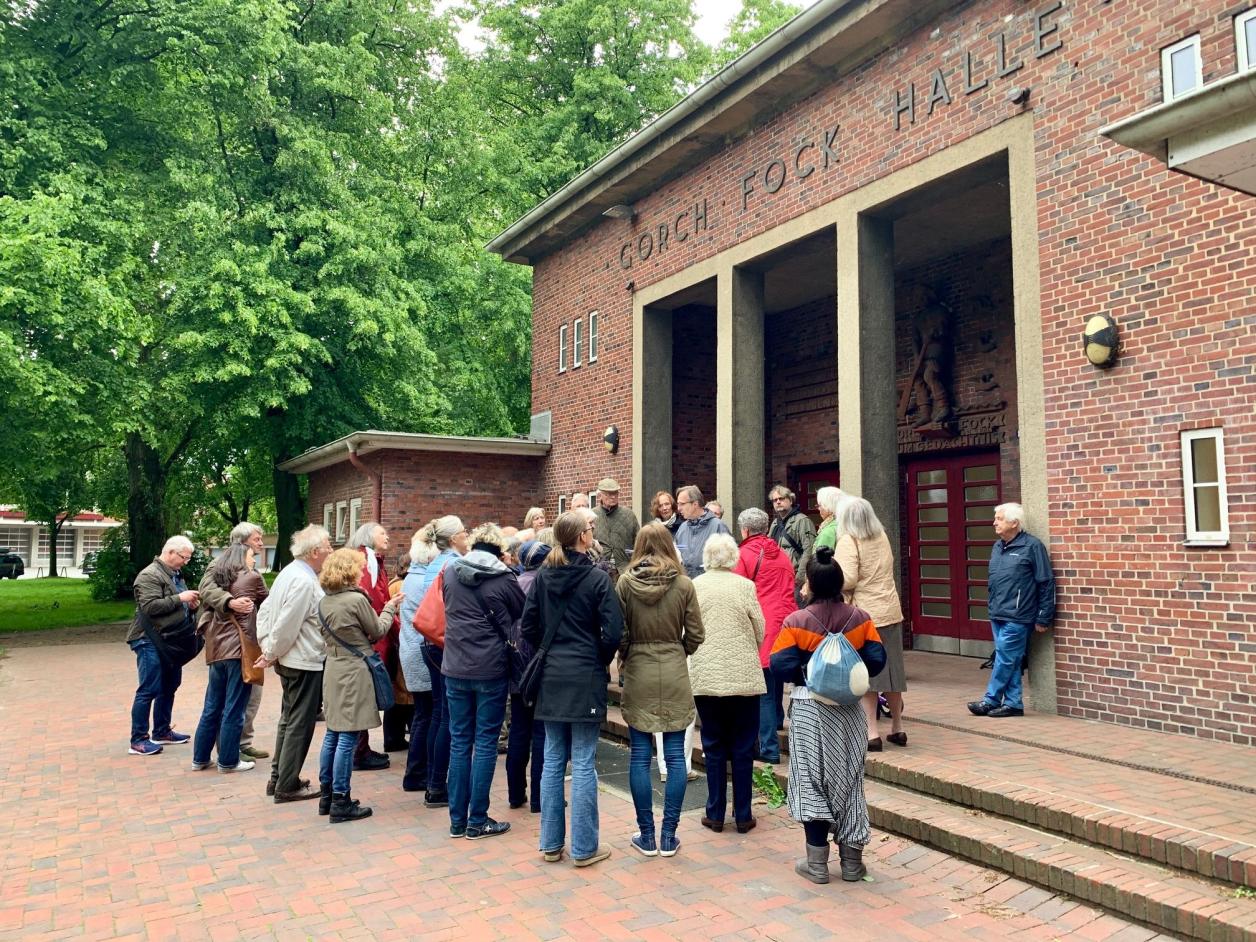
[836,212,901,565]
[635,304,673,521]
[716,267,766,523]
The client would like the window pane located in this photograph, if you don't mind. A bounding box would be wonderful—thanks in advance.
[965,485,998,501]
[0,526,28,553]
[1170,45,1198,96]
[968,565,989,581]
[1193,484,1222,533]
[919,488,948,504]
[968,584,989,601]
[916,470,946,485]
[966,525,990,541]
[918,507,948,522]
[919,526,948,541]
[919,564,949,579]
[589,313,599,360]
[969,604,989,622]
[963,465,996,482]
[966,504,992,521]
[919,545,948,560]
[1190,436,1218,484]
[969,544,993,561]
[1246,18,1256,67]
[921,583,950,598]
[921,602,952,617]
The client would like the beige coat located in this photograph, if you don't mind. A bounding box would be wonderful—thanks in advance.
[688,570,767,698]
[318,588,397,732]
[835,532,904,628]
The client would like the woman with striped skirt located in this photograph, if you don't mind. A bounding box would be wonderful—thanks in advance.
[770,545,886,884]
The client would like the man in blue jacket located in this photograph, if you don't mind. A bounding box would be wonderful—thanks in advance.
[968,502,1055,718]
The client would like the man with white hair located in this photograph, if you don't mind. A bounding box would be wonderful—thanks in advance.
[125,535,201,756]
[968,503,1056,718]
[255,525,333,803]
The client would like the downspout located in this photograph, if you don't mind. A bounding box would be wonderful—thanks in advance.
[346,444,383,523]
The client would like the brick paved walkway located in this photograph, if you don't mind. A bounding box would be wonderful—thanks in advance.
[0,641,1186,941]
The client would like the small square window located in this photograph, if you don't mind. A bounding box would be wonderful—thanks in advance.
[1238,9,1256,72]
[1180,428,1229,545]
[1161,35,1202,101]
[573,318,583,368]
[588,311,599,362]
[558,324,568,373]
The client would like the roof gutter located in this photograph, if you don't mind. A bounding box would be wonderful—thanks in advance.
[1100,70,1256,160]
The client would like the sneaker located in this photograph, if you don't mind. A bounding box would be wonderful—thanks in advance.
[967,699,996,716]
[424,791,449,809]
[465,818,511,840]
[218,759,255,773]
[128,740,163,757]
[239,745,269,760]
[686,769,699,782]
[353,752,390,772]
[152,730,190,745]
[542,847,565,863]
[449,823,467,839]
[631,832,658,857]
[659,833,680,857]
[573,844,612,868]
[988,705,1024,717]
[190,759,213,771]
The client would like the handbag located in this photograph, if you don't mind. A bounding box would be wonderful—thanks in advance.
[318,604,395,712]
[519,569,590,707]
[139,608,203,668]
[230,614,265,686]
[413,570,446,647]
[470,585,526,688]
[803,612,870,706]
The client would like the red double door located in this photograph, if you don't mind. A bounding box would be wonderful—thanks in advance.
[904,451,1001,655]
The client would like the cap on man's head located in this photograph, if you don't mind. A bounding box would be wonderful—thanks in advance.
[597,477,620,493]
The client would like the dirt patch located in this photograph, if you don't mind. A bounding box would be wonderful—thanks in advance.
[0,622,131,648]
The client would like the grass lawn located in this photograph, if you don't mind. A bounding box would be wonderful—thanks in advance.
[0,578,134,632]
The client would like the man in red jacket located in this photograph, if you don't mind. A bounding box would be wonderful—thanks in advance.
[732,507,797,764]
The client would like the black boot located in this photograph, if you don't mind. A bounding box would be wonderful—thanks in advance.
[423,789,449,808]
[318,783,333,817]
[330,791,372,824]
[838,843,866,882]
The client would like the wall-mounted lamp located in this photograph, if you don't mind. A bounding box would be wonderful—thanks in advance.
[1007,86,1030,105]
[603,425,620,455]
[603,204,636,220]
[1083,313,1119,367]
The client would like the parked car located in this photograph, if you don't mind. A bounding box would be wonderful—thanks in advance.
[0,550,25,579]
[80,551,98,577]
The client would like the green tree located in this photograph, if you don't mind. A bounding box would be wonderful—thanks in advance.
[708,0,803,68]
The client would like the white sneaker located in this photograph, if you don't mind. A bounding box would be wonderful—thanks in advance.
[190,759,213,771]
[218,759,255,773]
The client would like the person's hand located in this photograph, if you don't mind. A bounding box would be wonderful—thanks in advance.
[178,589,199,604]
[253,654,274,670]
[229,597,255,614]
[1034,624,1049,633]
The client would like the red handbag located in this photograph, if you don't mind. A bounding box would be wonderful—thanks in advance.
[412,570,446,648]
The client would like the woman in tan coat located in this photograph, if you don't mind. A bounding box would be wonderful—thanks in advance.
[616,523,704,857]
[317,548,401,823]
[834,498,907,750]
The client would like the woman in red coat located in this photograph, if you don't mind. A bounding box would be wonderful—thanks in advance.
[348,522,398,767]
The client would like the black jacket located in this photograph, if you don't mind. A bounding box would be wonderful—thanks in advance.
[520,553,624,723]
[987,530,1056,626]
[442,551,526,681]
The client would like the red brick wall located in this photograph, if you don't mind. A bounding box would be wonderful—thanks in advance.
[766,298,839,490]
[527,0,1256,745]
[671,305,718,499]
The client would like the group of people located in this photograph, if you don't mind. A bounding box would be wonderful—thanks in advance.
[125,474,1052,884]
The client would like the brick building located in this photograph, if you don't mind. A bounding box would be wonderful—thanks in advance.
[486,0,1256,744]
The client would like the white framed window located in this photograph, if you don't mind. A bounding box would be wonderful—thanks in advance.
[36,526,75,562]
[588,490,598,508]
[0,526,29,556]
[335,501,348,544]
[558,324,568,373]
[557,495,568,514]
[1161,35,1202,101]
[323,503,334,533]
[1181,428,1229,546]
[588,311,599,362]
[1238,8,1256,72]
[573,318,583,368]
[80,529,106,561]
[349,497,362,536]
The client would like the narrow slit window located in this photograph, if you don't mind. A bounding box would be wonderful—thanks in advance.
[1238,9,1256,72]
[323,503,334,533]
[558,324,568,373]
[557,495,567,514]
[1161,35,1202,101]
[1181,428,1229,545]
[573,318,583,368]
[588,311,599,362]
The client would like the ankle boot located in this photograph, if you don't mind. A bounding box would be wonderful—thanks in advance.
[795,843,830,884]
[318,783,333,816]
[330,791,372,823]
[838,843,866,882]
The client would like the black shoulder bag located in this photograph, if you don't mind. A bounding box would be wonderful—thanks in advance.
[139,608,202,668]
[470,585,527,690]
[317,602,395,712]
[518,569,589,707]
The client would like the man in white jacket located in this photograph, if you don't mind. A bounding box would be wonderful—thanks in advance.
[255,525,332,803]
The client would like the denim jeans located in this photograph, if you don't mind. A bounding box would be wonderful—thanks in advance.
[629,726,687,838]
[423,645,450,793]
[984,620,1032,710]
[129,637,183,743]
[540,721,601,859]
[402,692,433,791]
[757,668,784,760]
[319,729,358,794]
[192,660,252,769]
[444,675,508,830]
[505,693,546,810]
[695,695,759,824]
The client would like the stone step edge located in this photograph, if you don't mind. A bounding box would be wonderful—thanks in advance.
[866,755,1256,890]
[865,779,1256,942]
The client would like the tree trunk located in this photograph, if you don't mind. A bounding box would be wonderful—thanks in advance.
[126,433,168,571]
[272,464,304,571]
[45,517,61,577]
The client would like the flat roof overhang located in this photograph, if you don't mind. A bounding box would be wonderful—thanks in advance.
[278,430,551,475]
[486,0,961,265]
[1101,70,1256,197]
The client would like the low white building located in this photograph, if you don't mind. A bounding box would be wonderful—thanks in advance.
[0,508,123,578]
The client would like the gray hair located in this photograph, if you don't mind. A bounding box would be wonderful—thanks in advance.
[702,533,740,572]
[836,497,885,541]
[229,522,263,545]
[347,521,383,550]
[995,502,1025,526]
[411,515,463,565]
[162,535,194,555]
[816,486,848,517]
[505,535,522,557]
[768,484,795,503]
[678,484,704,506]
[290,525,330,560]
[569,492,590,509]
[736,506,770,535]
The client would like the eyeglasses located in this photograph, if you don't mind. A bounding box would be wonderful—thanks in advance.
[677,499,695,507]
[584,525,596,533]
[176,551,193,561]
[771,496,790,502]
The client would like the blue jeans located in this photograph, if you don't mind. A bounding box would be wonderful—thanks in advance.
[445,675,508,830]
[540,721,601,859]
[758,668,784,760]
[984,620,1031,710]
[192,660,252,768]
[629,726,687,838]
[319,730,358,794]
[423,645,450,793]
[129,637,183,743]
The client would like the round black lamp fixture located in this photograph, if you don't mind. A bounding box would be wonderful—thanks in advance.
[1083,314,1119,367]
[603,425,620,455]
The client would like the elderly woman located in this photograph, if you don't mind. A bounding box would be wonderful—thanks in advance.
[651,491,682,537]
[346,522,396,766]
[520,507,546,540]
[191,543,268,774]
[811,486,849,553]
[316,548,401,823]
[834,498,907,751]
[690,533,765,834]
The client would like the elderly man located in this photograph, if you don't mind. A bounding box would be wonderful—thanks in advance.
[126,536,201,756]
[199,522,269,761]
[968,503,1056,718]
[674,485,730,578]
[705,500,724,520]
[256,525,333,802]
[767,484,816,592]
[592,478,640,577]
